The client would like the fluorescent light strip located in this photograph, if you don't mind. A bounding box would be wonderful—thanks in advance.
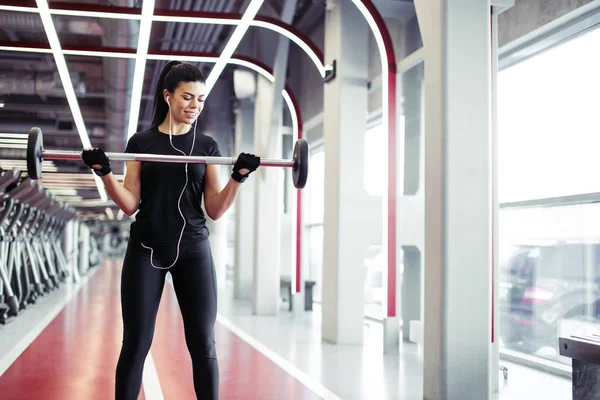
[0,5,39,13]
[227,59,274,82]
[41,186,101,189]
[151,16,327,77]
[3,46,277,83]
[281,90,298,141]
[65,49,136,59]
[105,207,115,219]
[0,139,28,144]
[1,160,56,166]
[0,46,52,54]
[127,0,155,139]
[0,46,296,155]
[146,54,218,63]
[39,173,124,180]
[0,133,28,139]
[0,8,327,75]
[47,188,78,195]
[35,0,107,201]
[0,6,333,77]
[252,20,326,77]
[204,0,265,96]
[39,182,112,185]
[0,144,27,149]
[55,195,83,201]
[50,8,140,20]
[36,0,90,149]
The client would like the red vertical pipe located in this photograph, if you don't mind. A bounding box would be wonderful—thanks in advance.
[284,87,304,294]
[387,68,397,317]
[360,1,398,317]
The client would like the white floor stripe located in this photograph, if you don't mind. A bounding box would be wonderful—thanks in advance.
[165,276,341,400]
[216,314,343,400]
[0,266,100,377]
[143,352,165,400]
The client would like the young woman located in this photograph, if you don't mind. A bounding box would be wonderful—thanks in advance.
[81,61,260,400]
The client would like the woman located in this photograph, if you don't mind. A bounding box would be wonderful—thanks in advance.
[81,61,260,400]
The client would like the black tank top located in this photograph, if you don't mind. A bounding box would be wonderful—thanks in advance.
[124,127,222,246]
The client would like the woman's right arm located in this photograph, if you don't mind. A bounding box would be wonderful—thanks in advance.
[101,161,141,216]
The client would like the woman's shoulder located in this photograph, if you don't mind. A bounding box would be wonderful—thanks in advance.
[130,127,160,141]
[125,127,161,152]
[195,132,217,144]
[195,133,221,156]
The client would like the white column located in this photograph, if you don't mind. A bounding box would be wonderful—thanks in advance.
[234,98,256,300]
[398,63,425,344]
[252,75,280,315]
[321,0,370,345]
[252,0,297,315]
[415,1,493,399]
[206,181,229,289]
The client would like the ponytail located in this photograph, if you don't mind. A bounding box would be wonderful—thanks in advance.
[149,61,206,128]
[150,61,182,128]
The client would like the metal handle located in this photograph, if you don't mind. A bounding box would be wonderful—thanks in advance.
[43,149,294,168]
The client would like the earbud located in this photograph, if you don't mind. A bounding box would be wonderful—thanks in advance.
[166,96,170,105]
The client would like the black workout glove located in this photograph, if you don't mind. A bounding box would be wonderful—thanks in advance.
[231,153,260,183]
[82,148,111,177]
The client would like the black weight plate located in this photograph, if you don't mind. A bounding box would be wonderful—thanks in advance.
[292,138,308,189]
[27,127,44,180]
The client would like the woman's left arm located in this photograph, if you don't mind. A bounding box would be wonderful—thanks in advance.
[203,165,244,221]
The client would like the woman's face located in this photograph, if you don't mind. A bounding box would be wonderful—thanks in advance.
[164,81,206,125]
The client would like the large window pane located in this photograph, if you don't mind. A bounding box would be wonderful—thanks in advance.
[498,27,600,203]
[499,204,600,364]
[498,25,600,366]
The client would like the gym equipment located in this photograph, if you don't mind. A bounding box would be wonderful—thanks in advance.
[26,127,310,188]
[0,170,85,325]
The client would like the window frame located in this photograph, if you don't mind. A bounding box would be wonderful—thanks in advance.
[497,5,600,378]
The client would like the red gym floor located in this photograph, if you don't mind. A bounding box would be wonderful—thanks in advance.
[0,261,320,399]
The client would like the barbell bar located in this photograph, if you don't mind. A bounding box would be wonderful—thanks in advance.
[26,127,309,189]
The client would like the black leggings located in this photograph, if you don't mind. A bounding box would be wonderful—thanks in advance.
[115,236,219,400]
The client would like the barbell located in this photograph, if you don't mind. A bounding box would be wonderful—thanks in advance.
[26,127,309,189]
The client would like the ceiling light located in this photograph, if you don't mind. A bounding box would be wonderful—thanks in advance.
[35,0,107,201]
[0,139,28,145]
[127,0,155,139]
[0,43,298,144]
[0,143,27,149]
[0,45,52,54]
[205,0,265,96]
[281,90,298,142]
[0,5,38,13]
[0,5,327,76]
[105,207,115,219]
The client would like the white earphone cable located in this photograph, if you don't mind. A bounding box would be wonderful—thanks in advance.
[140,100,197,270]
